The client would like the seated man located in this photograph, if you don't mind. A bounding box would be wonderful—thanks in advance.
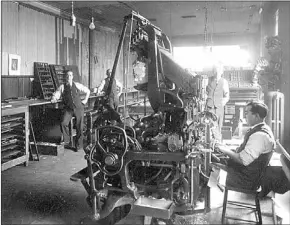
[93,69,123,126]
[95,69,123,110]
[213,101,275,190]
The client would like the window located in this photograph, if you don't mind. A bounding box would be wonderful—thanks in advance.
[173,45,252,72]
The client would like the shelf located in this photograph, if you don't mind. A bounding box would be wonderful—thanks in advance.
[1,143,22,152]
[1,106,29,171]
[1,128,13,134]
[1,122,23,131]
[1,116,24,124]
[1,133,20,140]
[1,149,23,159]
[1,139,18,147]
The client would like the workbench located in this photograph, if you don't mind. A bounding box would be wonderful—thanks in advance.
[1,95,99,168]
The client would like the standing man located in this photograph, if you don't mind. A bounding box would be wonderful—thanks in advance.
[213,101,276,189]
[51,70,90,152]
[206,62,230,139]
[96,69,122,110]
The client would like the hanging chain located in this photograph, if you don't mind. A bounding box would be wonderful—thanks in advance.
[204,6,208,46]
[210,7,214,48]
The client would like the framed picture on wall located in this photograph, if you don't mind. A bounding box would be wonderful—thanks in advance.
[8,54,21,75]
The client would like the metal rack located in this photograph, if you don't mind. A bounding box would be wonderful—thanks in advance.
[1,106,29,171]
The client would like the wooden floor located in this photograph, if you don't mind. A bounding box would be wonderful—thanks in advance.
[1,149,276,225]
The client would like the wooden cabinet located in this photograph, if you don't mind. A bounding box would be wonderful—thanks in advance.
[1,106,29,171]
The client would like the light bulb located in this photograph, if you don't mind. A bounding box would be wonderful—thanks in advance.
[89,17,95,30]
[70,13,76,27]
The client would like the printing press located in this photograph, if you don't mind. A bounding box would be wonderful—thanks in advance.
[71,11,221,225]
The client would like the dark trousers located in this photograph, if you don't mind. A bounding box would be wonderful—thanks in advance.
[259,166,290,197]
[108,95,119,111]
[61,107,84,148]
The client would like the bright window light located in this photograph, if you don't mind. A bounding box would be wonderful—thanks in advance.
[173,45,252,72]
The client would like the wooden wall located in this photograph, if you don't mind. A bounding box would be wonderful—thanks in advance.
[1,2,56,75]
[1,2,56,99]
[1,1,121,99]
[56,18,90,86]
[123,40,137,90]
[90,30,124,89]
[1,76,33,99]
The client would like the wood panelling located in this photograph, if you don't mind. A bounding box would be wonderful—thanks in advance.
[1,2,18,54]
[81,28,90,87]
[1,2,18,75]
[56,18,90,86]
[1,1,128,99]
[1,76,33,99]
[90,30,123,89]
[1,2,56,76]
[123,40,136,89]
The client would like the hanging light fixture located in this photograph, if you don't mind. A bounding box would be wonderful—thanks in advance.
[70,1,76,27]
[89,16,95,30]
[89,9,95,30]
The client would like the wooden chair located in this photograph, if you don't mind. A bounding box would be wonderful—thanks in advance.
[221,151,273,225]
[221,185,263,224]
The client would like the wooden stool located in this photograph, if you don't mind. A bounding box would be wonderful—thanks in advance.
[222,186,262,224]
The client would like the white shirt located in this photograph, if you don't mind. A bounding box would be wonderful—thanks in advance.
[239,122,276,166]
[52,82,90,101]
[96,78,123,95]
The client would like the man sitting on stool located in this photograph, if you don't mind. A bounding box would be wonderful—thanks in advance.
[51,70,90,152]
[212,101,275,190]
